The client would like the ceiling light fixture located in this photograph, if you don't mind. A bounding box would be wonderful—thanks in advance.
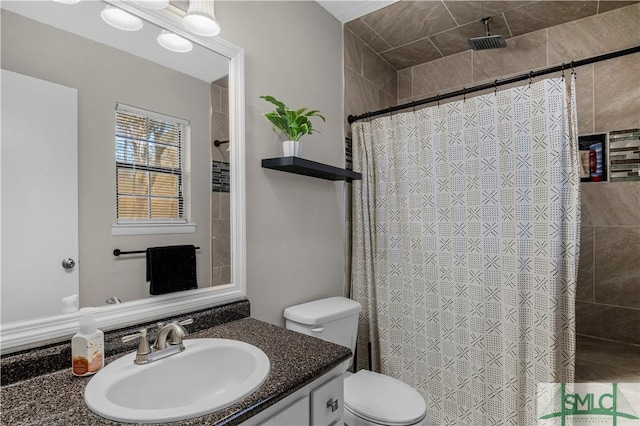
[131,0,170,10]
[157,30,193,53]
[183,0,220,37]
[101,5,144,32]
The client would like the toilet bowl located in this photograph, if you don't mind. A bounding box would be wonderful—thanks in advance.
[284,297,429,426]
[343,370,428,426]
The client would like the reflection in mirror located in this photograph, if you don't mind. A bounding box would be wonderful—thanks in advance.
[0,0,245,352]
[210,77,231,286]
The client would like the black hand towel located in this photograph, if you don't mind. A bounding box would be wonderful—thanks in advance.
[146,245,197,295]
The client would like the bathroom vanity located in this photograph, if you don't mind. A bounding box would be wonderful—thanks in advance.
[0,302,350,425]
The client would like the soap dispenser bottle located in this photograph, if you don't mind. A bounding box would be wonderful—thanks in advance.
[72,308,104,376]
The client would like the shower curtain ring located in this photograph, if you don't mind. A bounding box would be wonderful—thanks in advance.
[528,71,533,86]
[437,94,440,107]
[561,63,565,80]
[463,88,466,102]
[570,60,576,76]
[494,79,498,95]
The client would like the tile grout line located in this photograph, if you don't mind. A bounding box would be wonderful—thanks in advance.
[440,0,458,27]
[577,356,640,372]
[577,334,640,350]
[591,63,596,134]
[591,224,596,304]
[411,66,414,100]
[502,12,514,39]
[470,51,474,84]
[586,224,640,228]
[578,299,640,312]
[346,30,397,101]
[545,28,549,67]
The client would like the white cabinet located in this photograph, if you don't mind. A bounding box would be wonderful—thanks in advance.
[311,375,343,426]
[260,396,309,426]
[246,366,344,426]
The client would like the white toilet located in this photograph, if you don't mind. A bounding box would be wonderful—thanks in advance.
[284,297,429,426]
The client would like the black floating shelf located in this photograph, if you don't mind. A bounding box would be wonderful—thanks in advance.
[262,157,362,182]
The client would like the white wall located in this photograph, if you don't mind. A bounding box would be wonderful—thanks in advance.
[216,1,346,325]
[1,11,212,307]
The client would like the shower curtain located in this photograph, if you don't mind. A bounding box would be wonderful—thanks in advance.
[351,77,580,425]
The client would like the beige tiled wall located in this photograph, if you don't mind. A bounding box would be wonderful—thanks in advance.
[344,27,397,138]
[397,3,640,136]
[577,183,640,344]
[210,78,231,286]
[344,3,640,343]
[344,27,398,296]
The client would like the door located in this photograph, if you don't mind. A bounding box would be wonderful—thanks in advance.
[1,69,79,323]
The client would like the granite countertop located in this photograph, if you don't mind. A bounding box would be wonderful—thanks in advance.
[0,317,351,425]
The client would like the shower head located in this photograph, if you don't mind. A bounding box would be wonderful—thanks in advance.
[468,17,507,50]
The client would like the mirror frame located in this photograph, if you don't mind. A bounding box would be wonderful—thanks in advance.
[0,1,246,354]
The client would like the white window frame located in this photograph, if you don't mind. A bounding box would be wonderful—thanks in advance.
[111,103,196,236]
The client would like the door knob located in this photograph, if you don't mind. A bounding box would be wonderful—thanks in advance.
[61,258,76,269]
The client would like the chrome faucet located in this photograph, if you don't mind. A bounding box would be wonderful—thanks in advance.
[154,320,191,350]
[122,318,193,365]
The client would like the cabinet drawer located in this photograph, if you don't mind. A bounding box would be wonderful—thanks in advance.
[310,374,344,426]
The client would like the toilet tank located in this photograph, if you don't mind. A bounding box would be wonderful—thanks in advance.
[284,297,362,367]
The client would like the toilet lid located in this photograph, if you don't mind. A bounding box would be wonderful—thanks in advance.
[344,370,427,426]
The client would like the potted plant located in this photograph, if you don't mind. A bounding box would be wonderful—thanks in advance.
[260,95,325,157]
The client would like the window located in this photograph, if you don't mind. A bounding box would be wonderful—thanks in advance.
[115,104,190,226]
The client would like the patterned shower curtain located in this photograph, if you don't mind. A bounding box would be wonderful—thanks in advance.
[351,77,580,426]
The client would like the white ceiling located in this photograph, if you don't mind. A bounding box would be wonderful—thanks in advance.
[315,0,399,23]
[1,0,229,83]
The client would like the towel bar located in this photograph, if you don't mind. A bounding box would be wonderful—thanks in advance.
[113,247,200,257]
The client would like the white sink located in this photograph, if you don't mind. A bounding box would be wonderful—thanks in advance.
[84,338,270,423]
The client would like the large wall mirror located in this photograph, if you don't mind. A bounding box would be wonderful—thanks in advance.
[0,0,246,353]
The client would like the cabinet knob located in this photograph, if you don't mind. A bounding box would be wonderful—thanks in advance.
[326,398,339,412]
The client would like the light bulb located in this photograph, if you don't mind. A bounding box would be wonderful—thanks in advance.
[157,30,193,53]
[101,6,144,32]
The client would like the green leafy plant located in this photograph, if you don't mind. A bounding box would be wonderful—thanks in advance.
[260,95,325,142]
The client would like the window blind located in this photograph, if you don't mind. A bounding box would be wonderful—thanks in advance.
[115,104,188,223]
